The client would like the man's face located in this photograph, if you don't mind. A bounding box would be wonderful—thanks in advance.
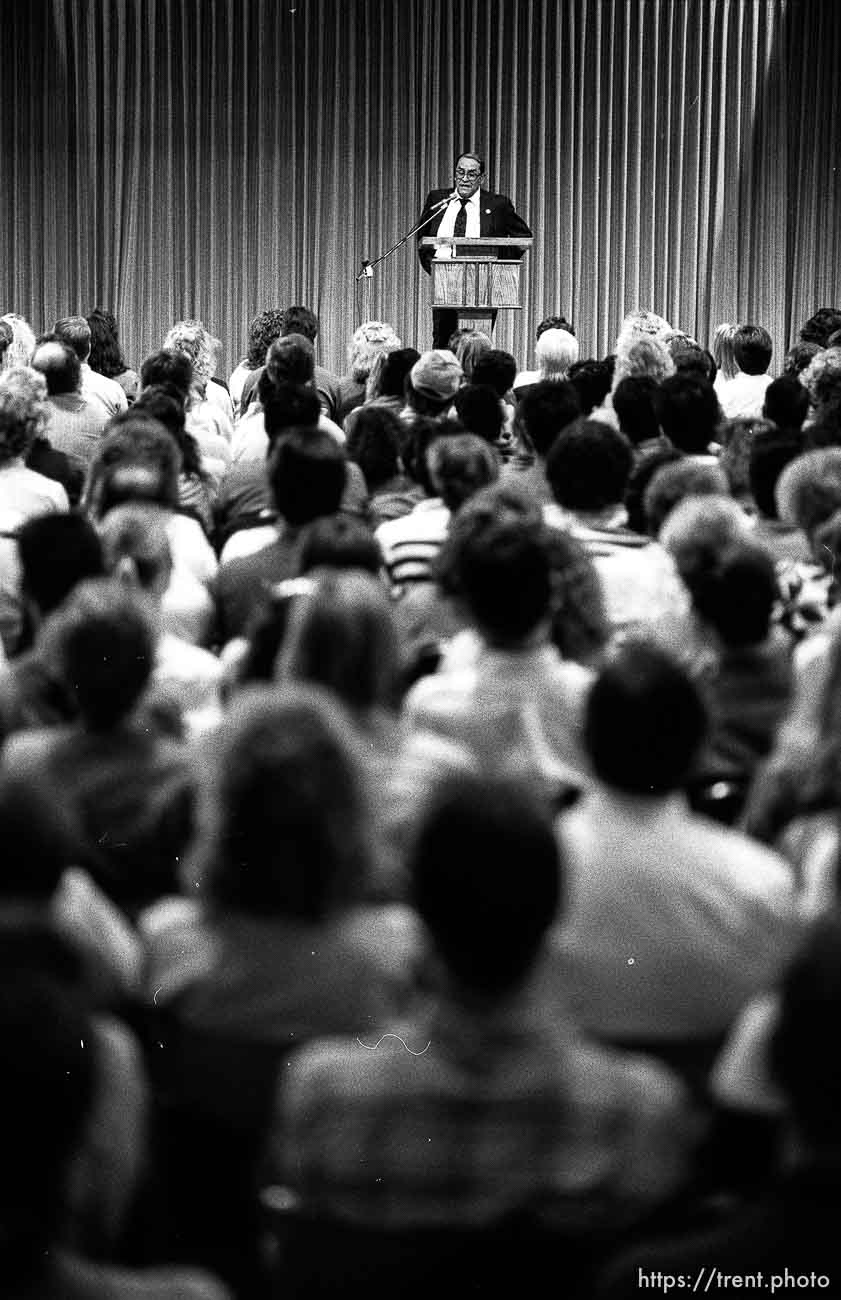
[454,156,485,200]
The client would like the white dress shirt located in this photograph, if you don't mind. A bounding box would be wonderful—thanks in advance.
[434,190,481,258]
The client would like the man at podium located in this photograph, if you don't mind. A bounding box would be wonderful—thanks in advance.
[416,152,533,348]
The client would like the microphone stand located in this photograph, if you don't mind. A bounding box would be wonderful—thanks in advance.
[355,197,453,283]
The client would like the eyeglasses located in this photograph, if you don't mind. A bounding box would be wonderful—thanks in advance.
[454,168,482,179]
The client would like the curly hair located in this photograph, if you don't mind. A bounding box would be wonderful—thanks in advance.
[0,314,37,371]
[0,366,49,465]
[163,319,212,392]
[347,321,401,382]
[612,335,675,390]
[801,347,841,410]
[245,309,286,369]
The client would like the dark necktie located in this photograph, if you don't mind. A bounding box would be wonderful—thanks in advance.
[453,199,469,238]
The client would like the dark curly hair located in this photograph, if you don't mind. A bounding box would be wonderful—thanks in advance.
[246,309,286,369]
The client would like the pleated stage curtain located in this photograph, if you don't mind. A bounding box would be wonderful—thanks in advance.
[2,0,839,377]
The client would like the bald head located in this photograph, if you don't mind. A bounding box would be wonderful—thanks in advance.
[32,340,81,396]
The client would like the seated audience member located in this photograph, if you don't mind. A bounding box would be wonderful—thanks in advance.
[774,446,841,585]
[376,432,497,591]
[545,417,688,635]
[342,346,420,442]
[717,324,774,419]
[213,426,347,641]
[346,404,423,528]
[599,913,841,1298]
[99,504,223,734]
[451,328,491,380]
[3,579,194,914]
[133,385,219,536]
[0,313,37,371]
[162,320,235,441]
[86,306,139,404]
[801,345,841,425]
[657,372,721,455]
[718,416,776,507]
[0,512,104,739]
[0,368,71,654]
[275,774,695,1255]
[400,348,463,424]
[139,685,417,1288]
[763,372,809,434]
[339,320,401,422]
[31,337,110,472]
[228,307,285,414]
[232,333,344,461]
[84,417,218,644]
[453,383,505,449]
[547,642,799,1057]
[140,348,231,468]
[748,427,811,563]
[642,457,730,538]
[514,321,579,397]
[0,957,228,1299]
[502,378,581,503]
[470,348,518,434]
[712,322,739,395]
[784,340,822,379]
[568,356,615,414]
[53,314,128,417]
[624,446,684,534]
[666,335,717,384]
[404,492,592,799]
[0,319,11,367]
[238,306,341,422]
[612,375,664,454]
[799,306,841,348]
[0,366,84,506]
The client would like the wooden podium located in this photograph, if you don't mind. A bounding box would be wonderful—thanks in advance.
[419,236,532,336]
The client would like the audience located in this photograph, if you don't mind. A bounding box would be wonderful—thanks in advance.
[717,324,774,419]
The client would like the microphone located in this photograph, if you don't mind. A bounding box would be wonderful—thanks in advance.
[432,190,458,211]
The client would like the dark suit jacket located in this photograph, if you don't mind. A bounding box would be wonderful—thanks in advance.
[416,188,532,272]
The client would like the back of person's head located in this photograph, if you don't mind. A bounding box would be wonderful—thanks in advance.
[784,340,822,378]
[44,578,155,730]
[546,417,633,511]
[718,416,776,501]
[281,305,319,342]
[733,323,773,376]
[536,314,575,339]
[659,495,753,579]
[763,373,809,431]
[402,416,452,493]
[376,346,420,400]
[801,347,841,412]
[453,383,504,444]
[612,375,662,446]
[268,426,346,525]
[0,313,37,370]
[624,446,684,534]
[297,515,382,575]
[712,323,739,380]
[346,404,401,492]
[86,308,126,379]
[406,349,463,415]
[585,642,707,795]
[641,457,728,537]
[568,357,614,413]
[140,347,193,399]
[410,774,560,999]
[770,913,841,1148]
[262,383,320,443]
[196,684,370,917]
[244,308,285,368]
[348,320,401,382]
[277,568,399,715]
[163,319,212,388]
[680,540,778,649]
[613,335,675,390]
[99,502,173,596]
[658,374,721,453]
[0,365,48,466]
[471,348,517,397]
[426,432,499,511]
[0,969,95,1267]
[799,308,841,349]
[53,315,91,363]
[748,427,806,520]
[84,417,181,517]
[775,448,841,540]
[453,330,491,380]
[515,381,579,461]
[444,492,553,645]
[17,512,104,619]
[534,328,579,379]
[133,383,187,435]
[265,333,315,388]
[31,339,81,396]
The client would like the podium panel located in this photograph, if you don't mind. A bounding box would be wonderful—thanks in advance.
[431,261,522,309]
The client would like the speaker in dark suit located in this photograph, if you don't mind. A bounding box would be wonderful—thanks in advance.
[416,152,532,348]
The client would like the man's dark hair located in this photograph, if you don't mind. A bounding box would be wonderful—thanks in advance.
[377,347,420,399]
[281,306,319,342]
[470,349,517,397]
[403,417,454,494]
[568,357,614,413]
[346,405,401,492]
[763,374,809,432]
[85,418,181,516]
[410,775,560,998]
[624,446,684,534]
[268,426,346,526]
[133,386,204,479]
[585,642,707,795]
[455,150,485,173]
[748,427,806,519]
[682,541,777,649]
[427,433,498,512]
[546,417,633,511]
[245,309,286,368]
[537,314,575,339]
[32,341,81,396]
[658,374,721,453]
[671,341,716,383]
[799,308,841,349]
[453,383,504,444]
[515,379,581,459]
[298,515,382,576]
[784,341,822,378]
[733,324,773,376]
[17,512,104,618]
[53,316,91,363]
[643,458,728,537]
[262,384,320,444]
[140,348,192,398]
[444,494,553,644]
[264,334,315,390]
[612,375,662,446]
[86,309,127,378]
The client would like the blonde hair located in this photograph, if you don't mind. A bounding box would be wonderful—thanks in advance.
[535,328,579,380]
